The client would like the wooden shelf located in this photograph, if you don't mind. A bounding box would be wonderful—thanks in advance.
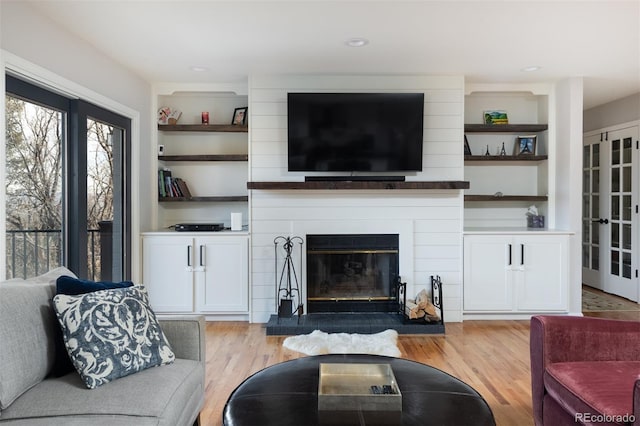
[158,124,248,133]
[464,124,548,133]
[247,181,470,190]
[159,196,248,202]
[465,155,548,162]
[159,154,248,162]
[464,195,548,202]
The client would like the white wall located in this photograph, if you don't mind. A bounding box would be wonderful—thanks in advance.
[1,2,151,281]
[583,93,640,132]
[248,74,465,322]
[554,77,584,315]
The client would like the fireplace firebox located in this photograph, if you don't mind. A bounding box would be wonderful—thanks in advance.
[306,234,400,313]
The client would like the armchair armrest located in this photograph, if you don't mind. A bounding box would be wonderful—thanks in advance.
[530,315,640,426]
[158,315,206,362]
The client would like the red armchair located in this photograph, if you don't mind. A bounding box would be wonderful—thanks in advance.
[530,315,640,426]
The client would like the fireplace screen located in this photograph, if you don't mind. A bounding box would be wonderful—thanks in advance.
[306,234,399,313]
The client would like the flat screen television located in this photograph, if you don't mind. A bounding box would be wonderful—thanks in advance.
[287,93,424,173]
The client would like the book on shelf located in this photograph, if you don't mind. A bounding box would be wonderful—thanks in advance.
[158,169,193,199]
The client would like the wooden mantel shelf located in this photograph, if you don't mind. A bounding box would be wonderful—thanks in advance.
[247,181,470,190]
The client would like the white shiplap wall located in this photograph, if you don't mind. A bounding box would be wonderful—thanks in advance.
[248,75,465,322]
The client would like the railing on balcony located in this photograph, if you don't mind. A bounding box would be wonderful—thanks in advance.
[5,228,105,281]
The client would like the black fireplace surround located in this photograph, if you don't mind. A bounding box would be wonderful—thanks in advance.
[306,234,399,313]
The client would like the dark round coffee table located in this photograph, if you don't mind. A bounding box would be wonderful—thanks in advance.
[223,354,495,426]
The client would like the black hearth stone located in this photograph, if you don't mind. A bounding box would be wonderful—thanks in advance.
[265,313,445,336]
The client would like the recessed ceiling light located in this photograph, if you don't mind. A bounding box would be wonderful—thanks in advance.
[345,37,369,48]
[521,65,541,72]
[190,66,209,72]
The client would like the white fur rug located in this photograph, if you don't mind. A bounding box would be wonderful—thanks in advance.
[282,329,401,357]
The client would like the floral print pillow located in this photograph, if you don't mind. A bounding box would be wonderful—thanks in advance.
[52,286,175,389]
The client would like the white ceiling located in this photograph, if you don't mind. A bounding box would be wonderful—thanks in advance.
[25,0,640,109]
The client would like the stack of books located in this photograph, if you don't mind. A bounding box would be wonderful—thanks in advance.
[158,169,192,199]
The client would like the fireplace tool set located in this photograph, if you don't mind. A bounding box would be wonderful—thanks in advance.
[274,236,304,322]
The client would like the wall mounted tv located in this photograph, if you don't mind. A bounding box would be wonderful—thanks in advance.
[287,92,424,173]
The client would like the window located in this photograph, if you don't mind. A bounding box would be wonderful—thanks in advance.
[5,75,131,280]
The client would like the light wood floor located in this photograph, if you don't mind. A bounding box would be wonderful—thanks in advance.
[200,306,639,426]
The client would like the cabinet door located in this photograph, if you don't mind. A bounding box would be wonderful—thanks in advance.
[515,235,568,311]
[464,235,514,311]
[196,236,248,312]
[142,236,195,312]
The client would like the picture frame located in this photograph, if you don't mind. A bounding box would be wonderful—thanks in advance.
[483,110,508,125]
[232,107,248,125]
[464,135,472,155]
[516,135,537,155]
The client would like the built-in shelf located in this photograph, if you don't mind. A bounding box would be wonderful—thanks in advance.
[247,181,470,190]
[464,195,548,202]
[159,196,249,202]
[158,124,248,133]
[159,154,248,162]
[464,155,548,162]
[464,124,548,133]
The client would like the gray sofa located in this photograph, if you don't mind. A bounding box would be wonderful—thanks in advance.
[0,268,205,425]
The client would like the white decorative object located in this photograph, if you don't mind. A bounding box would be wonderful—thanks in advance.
[231,212,242,231]
[283,329,400,357]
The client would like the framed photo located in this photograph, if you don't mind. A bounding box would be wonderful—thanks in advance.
[232,107,248,125]
[483,110,508,125]
[464,135,472,155]
[516,135,537,155]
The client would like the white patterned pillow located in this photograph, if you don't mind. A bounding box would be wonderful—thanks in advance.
[52,286,175,389]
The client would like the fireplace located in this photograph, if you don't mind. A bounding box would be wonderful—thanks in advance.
[306,234,400,313]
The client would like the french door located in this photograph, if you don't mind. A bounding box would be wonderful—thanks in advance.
[5,75,131,280]
[583,125,639,301]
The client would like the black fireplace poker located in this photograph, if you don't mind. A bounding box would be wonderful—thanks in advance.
[274,236,304,320]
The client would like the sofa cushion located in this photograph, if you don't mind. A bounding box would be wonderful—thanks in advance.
[52,286,175,389]
[0,267,76,410]
[0,359,204,426]
[56,275,134,295]
[545,361,640,422]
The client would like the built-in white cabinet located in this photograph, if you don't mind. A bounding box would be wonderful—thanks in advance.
[463,232,569,314]
[142,233,249,314]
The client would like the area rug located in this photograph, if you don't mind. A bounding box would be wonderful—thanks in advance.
[582,287,640,312]
[282,329,401,357]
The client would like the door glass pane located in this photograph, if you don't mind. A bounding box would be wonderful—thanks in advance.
[86,118,123,281]
[5,95,63,278]
[582,196,590,219]
[592,195,599,218]
[623,224,631,250]
[593,143,600,167]
[582,244,589,267]
[623,252,632,279]
[611,195,620,220]
[611,223,620,248]
[623,137,632,164]
[623,166,631,192]
[612,167,620,192]
[623,195,631,221]
[611,250,619,276]
[592,247,599,270]
[593,169,599,192]
[592,223,600,245]
[583,145,590,168]
[582,220,589,243]
[583,170,590,193]
[612,139,620,165]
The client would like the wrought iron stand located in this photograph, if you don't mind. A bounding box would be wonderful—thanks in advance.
[274,236,304,322]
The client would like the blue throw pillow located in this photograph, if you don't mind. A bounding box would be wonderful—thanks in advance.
[56,275,133,295]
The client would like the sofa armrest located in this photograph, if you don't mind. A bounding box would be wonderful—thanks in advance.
[530,315,640,426]
[158,315,206,362]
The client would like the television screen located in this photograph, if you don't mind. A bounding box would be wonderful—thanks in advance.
[287,93,424,172]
